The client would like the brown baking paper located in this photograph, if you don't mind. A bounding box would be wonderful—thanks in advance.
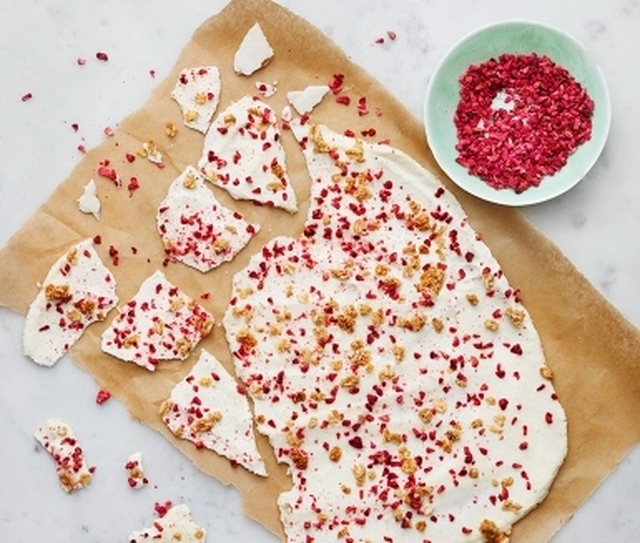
[1,0,639,540]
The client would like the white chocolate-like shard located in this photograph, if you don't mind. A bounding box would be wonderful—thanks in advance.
[22,238,117,366]
[76,179,101,219]
[157,166,259,273]
[34,418,94,493]
[286,85,330,115]
[128,504,206,543]
[255,80,277,97]
[161,349,267,476]
[171,66,221,133]
[101,270,213,371]
[233,23,273,76]
[125,451,148,489]
[281,105,293,123]
[197,95,297,213]
[223,120,568,543]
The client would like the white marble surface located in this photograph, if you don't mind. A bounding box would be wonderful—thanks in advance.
[1,0,639,541]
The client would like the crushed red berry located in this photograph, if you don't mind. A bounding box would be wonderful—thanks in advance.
[109,245,120,266]
[127,176,140,197]
[154,500,173,518]
[96,389,111,405]
[97,160,121,186]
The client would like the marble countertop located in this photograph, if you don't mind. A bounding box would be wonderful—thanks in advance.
[1,0,639,541]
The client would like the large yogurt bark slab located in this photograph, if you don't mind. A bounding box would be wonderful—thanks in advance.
[223,121,567,543]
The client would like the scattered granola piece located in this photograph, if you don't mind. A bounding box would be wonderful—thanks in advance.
[198,95,297,212]
[157,166,259,272]
[479,518,512,542]
[101,270,213,371]
[165,122,178,138]
[128,504,206,543]
[540,364,554,380]
[125,451,149,489]
[138,140,164,167]
[162,349,267,476]
[286,85,330,115]
[171,66,221,133]
[76,179,101,220]
[233,22,274,76]
[34,418,95,493]
[506,307,526,328]
[22,238,118,366]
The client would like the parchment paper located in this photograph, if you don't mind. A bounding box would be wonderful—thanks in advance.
[1,0,639,540]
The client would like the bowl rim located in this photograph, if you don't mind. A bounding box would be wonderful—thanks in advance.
[423,19,612,207]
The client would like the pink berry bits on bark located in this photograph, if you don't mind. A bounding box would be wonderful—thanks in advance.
[454,53,595,193]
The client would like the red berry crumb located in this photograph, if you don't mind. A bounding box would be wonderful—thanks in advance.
[109,245,120,266]
[96,389,111,405]
[154,501,173,518]
[127,176,140,197]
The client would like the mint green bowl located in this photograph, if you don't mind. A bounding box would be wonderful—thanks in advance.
[424,21,611,206]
